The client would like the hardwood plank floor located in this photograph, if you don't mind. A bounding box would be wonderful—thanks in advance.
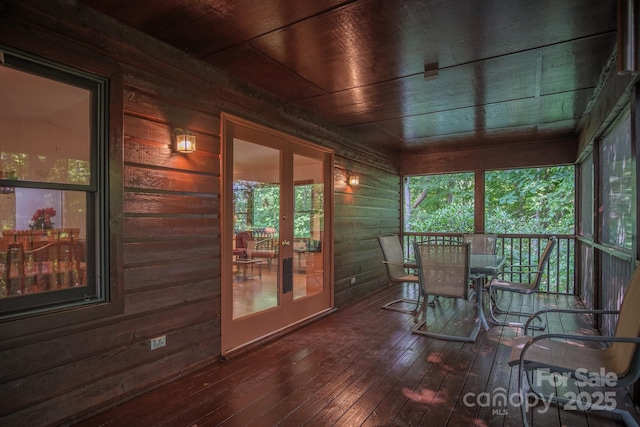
[74,284,640,426]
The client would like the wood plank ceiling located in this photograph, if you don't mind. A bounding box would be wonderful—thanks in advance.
[77,0,617,155]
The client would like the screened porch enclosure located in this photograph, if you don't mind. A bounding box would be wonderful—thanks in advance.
[401,104,636,341]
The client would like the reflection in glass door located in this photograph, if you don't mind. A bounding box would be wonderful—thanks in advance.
[221,114,333,356]
[232,140,280,319]
[293,154,324,300]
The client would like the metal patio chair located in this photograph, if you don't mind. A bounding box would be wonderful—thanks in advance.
[509,265,640,427]
[488,236,557,329]
[411,241,482,342]
[377,234,421,318]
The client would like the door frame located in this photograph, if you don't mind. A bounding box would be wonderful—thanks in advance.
[220,113,335,356]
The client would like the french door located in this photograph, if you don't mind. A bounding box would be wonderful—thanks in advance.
[220,113,334,355]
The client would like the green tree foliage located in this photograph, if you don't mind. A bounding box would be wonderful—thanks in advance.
[252,185,280,230]
[404,166,575,234]
[233,181,324,237]
[485,167,574,234]
[404,173,474,233]
[294,184,324,238]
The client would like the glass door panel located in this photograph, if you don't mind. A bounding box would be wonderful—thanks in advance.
[221,113,333,356]
[293,154,324,300]
[232,139,280,319]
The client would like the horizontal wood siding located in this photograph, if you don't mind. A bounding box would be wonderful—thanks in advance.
[333,159,401,306]
[0,1,398,425]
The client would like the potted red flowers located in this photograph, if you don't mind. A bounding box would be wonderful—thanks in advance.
[29,207,56,230]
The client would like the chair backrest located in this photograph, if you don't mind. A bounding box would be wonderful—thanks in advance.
[414,241,469,299]
[606,266,640,382]
[28,240,83,289]
[463,233,498,255]
[246,240,256,258]
[529,236,557,288]
[235,231,250,249]
[4,242,25,296]
[377,234,409,281]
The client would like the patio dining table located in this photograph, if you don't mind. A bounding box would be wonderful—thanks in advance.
[469,254,505,331]
[410,248,506,342]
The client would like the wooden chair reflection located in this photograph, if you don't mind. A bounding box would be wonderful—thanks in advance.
[4,242,26,296]
[246,237,279,267]
[30,240,85,290]
[3,239,85,296]
[233,231,250,259]
[1,228,81,250]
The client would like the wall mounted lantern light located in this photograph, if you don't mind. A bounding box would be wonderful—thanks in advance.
[173,128,196,153]
[348,174,360,186]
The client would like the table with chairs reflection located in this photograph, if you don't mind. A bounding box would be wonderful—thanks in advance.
[0,228,86,297]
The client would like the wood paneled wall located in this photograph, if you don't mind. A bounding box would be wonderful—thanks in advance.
[0,1,399,425]
[333,158,402,306]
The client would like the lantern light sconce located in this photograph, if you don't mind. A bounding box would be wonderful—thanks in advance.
[348,174,360,186]
[173,128,196,153]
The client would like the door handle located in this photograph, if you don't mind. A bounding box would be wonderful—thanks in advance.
[281,240,290,247]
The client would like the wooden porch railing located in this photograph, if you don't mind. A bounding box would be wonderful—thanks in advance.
[402,233,576,294]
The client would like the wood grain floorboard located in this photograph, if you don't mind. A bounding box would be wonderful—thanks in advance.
[74,285,640,427]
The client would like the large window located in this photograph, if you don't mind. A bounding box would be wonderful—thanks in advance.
[403,172,474,233]
[232,179,323,241]
[233,180,280,232]
[295,181,323,233]
[404,166,575,234]
[485,166,575,234]
[0,47,108,318]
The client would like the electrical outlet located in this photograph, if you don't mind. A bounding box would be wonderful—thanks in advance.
[350,277,356,284]
[150,335,166,350]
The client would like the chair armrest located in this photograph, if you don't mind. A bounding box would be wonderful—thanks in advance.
[255,237,274,246]
[523,308,619,334]
[383,260,417,268]
[512,332,640,386]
